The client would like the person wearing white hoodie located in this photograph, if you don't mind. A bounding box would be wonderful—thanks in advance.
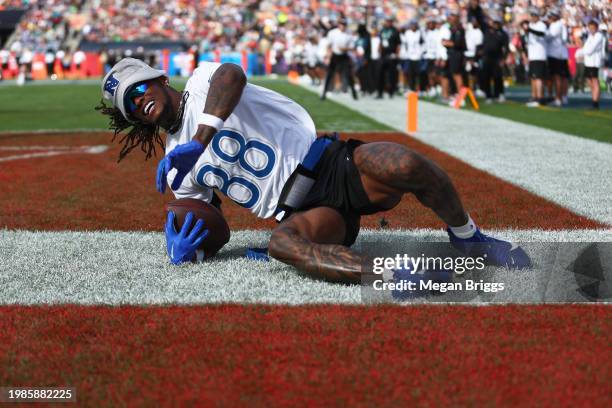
[578,20,606,109]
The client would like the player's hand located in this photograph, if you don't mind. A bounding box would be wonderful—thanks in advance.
[156,140,205,193]
[165,211,209,265]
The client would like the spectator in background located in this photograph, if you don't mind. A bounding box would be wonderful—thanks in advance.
[403,20,424,93]
[578,20,606,109]
[465,18,483,94]
[304,34,324,86]
[423,17,439,97]
[377,16,401,99]
[321,19,358,101]
[18,47,33,79]
[444,9,467,106]
[61,49,71,75]
[481,14,509,104]
[355,24,373,95]
[398,23,410,91]
[545,8,569,106]
[0,49,9,81]
[436,17,452,102]
[526,8,548,107]
[44,47,56,80]
[467,0,485,28]
[572,34,586,93]
[369,25,382,96]
[73,49,86,78]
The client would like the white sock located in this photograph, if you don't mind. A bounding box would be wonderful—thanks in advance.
[449,215,477,239]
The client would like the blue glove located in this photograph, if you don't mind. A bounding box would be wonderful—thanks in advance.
[156,140,205,193]
[165,211,209,265]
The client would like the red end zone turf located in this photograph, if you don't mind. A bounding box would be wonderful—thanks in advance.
[0,305,610,406]
[0,131,604,231]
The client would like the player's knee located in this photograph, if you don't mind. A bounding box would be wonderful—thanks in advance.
[401,149,434,181]
[404,150,451,190]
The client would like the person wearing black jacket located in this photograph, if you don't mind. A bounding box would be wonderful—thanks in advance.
[355,24,373,94]
[443,10,467,101]
[481,14,509,102]
[377,16,401,98]
[467,0,486,29]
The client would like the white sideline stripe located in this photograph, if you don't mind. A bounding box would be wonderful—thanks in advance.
[1,229,610,306]
[0,128,108,135]
[0,145,108,162]
[0,145,107,151]
[302,84,612,225]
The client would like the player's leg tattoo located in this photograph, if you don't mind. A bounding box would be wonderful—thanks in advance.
[269,207,368,283]
[354,142,468,227]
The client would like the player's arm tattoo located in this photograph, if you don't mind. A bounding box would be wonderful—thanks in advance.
[269,224,371,284]
[193,63,246,146]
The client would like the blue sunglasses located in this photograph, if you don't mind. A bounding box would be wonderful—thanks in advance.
[124,82,149,113]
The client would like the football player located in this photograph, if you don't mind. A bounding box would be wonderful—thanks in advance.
[98,58,530,283]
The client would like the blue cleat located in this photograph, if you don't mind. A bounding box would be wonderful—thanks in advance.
[447,228,532,270]
[245,247,270,262]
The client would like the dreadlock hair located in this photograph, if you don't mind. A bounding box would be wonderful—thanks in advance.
[95,99,164,162]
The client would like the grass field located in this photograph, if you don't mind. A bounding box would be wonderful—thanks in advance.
[0,79,391,133]
[421,90,612,144]
[468,98,612,144]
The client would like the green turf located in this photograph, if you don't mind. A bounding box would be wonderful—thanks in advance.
[0,84,107,131]
[250,79,393,132]
[0,79,390,132]
[421,92,612,144]
[474,100,612,144]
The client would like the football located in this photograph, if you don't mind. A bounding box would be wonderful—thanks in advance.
[165,198,231,258]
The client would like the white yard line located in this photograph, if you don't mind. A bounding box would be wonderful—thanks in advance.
[304,85,612,225]
[0,128,108,135]
[0,145,108,162]
[1,229,610,305]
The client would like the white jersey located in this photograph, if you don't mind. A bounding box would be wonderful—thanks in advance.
[327,27,353,55]
[304,41,319,66]
[402,30,423,61]
[581,31,606,68]
[528,21,547,61]
[546,20,568,59]
[424,29,439,59]
[370,36,381,60]
[437,24,451,60]
[166,63,317,219]
[465,25,483,58]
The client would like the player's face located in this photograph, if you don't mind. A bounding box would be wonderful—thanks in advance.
[126,78,170,125]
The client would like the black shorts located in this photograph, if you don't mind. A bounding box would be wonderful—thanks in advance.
[560,59,570,78]
[448,55,465,75]
[296,138,383,246]
[584,67,599,79]
[436,60,448,76]
[425,59,435,73]
[529,60,547,79]
[548,57,569,77]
